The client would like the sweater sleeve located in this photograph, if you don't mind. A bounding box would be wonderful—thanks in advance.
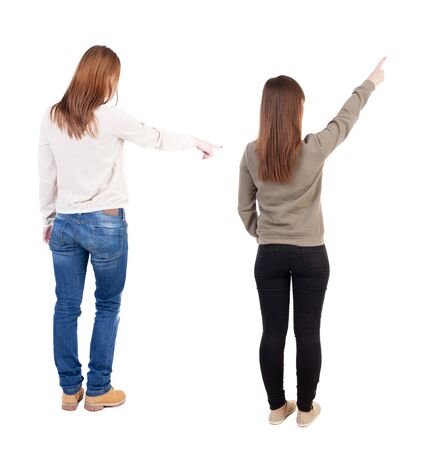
[313,79,376,157]
[238,146,258,238]
[38,107,58,228]
[110,106,196,150]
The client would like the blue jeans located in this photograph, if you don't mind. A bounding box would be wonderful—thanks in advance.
[49,208,128,396]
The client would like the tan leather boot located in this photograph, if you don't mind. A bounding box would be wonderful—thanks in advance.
[296,401,321,427]
[84,387,126,412]
[268,399,297,425]
[62,387,84,411]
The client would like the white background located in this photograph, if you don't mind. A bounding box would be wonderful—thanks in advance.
[1,0,445,448]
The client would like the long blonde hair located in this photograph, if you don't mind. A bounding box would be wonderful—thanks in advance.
[50,45,121,139]
[257,75,305,183]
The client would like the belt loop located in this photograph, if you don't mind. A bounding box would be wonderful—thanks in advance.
[122,208,126,220]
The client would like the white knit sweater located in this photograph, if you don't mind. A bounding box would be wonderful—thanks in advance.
[38,104,196,227]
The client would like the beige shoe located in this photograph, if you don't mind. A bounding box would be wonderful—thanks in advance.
[268,400,297,425]
[296,401,321,427]
[61,387,84,411]
[84,387,126,412]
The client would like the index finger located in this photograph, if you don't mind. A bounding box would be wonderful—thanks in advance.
[378,56,387,69]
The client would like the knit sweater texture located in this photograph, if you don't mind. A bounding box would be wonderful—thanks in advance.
[238,78,376,246]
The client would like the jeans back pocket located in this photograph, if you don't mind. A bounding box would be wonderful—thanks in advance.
[92,222,125,260]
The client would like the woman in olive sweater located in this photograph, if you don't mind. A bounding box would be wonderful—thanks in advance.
[238,57,386,427]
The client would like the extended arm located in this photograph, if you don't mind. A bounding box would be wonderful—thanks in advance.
[109,106,222,158]
[110,107,197,150]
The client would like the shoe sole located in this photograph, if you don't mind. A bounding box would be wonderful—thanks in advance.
[269,406,297,425]
[62,393,84,411]
[84,398,126,412]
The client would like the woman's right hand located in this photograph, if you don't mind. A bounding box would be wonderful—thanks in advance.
[367,56,387,87]
[43,225,52,244]
[193,138,223,160]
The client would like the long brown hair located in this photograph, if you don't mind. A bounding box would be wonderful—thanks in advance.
[50,45,121,139]
[257,75,305,183]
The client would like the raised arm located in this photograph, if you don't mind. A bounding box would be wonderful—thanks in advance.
[38,107,58,229]
[109,106,220,158]
[313,56,386,158]
[313,79,375,157]
[238,146,258,239]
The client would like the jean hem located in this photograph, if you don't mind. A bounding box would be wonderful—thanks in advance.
[62,384,83,395]
[86,383,112,397]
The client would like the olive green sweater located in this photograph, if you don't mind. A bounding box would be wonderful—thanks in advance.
[238,78,376,246]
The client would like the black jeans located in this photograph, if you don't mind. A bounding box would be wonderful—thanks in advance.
[254,243,330,412]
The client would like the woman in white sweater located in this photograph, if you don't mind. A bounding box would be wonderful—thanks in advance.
[38,45,221,411]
